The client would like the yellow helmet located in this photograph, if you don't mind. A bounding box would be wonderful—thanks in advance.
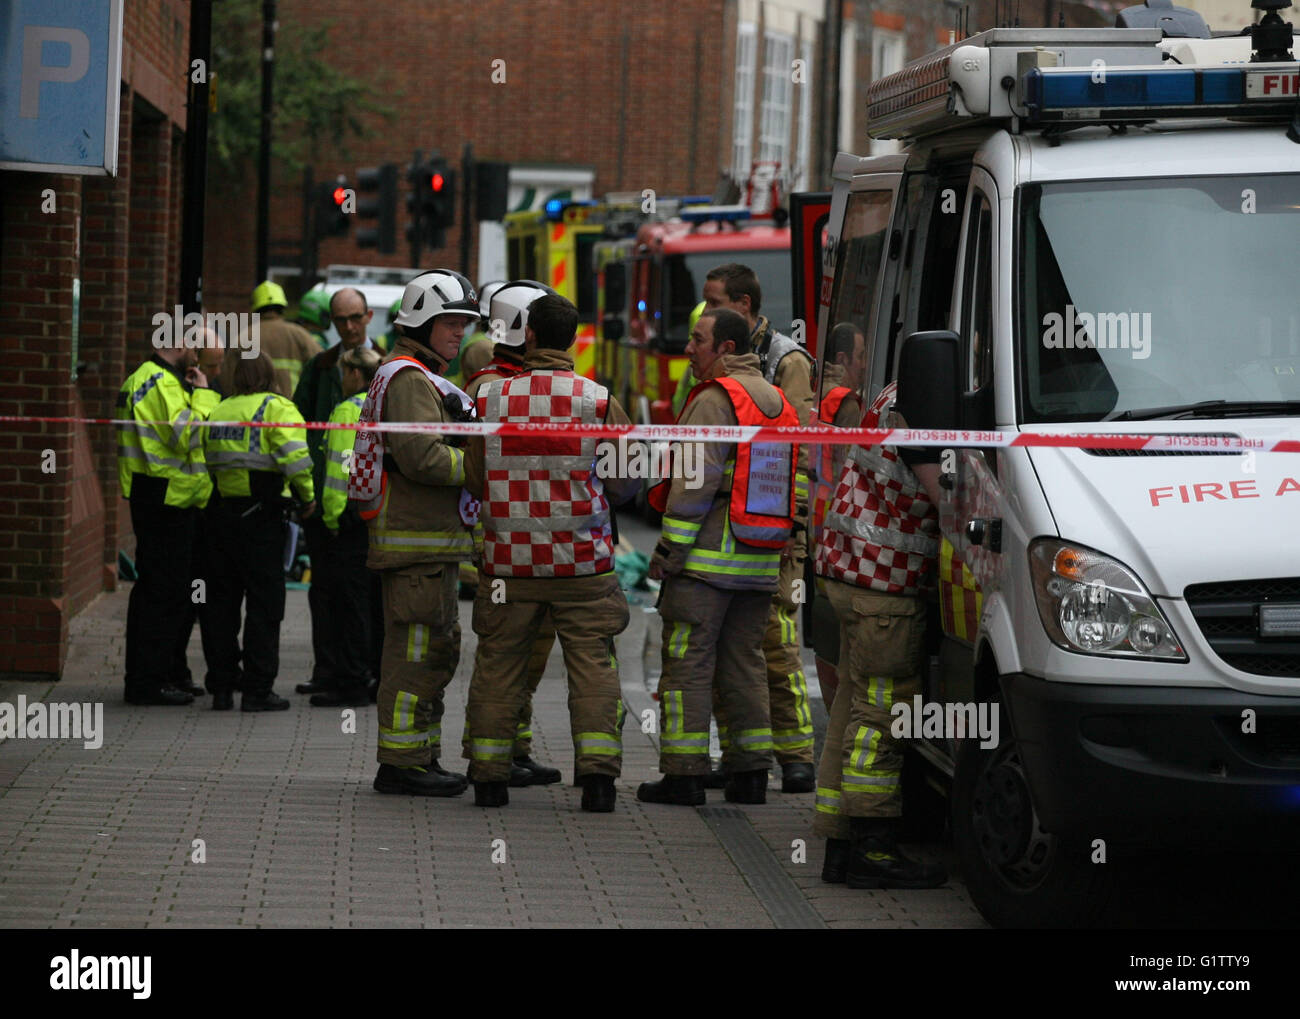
[251,280,289,312]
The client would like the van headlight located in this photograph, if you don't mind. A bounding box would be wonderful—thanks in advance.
[1029,539,1186,660]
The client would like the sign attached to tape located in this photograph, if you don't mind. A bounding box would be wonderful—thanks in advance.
[0,0,123,175]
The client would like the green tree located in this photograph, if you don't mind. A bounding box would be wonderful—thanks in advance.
[208,0,396,175]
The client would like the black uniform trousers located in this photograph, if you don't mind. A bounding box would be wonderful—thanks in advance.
[303,515,341,687]
[124,487,196,698]
[205,496,287,695]
[327,517,374,686]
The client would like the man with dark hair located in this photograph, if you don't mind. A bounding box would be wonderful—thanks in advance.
[703,263,818,793]
[292,286,375,700]
[463,293,637,812]
[638,307,798,807]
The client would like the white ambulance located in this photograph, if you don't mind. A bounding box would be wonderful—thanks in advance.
[813,6,1300,926]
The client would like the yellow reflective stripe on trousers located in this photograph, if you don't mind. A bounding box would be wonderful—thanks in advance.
[575,732,621,756]
[660,689,707,755]
[380,691,432,748]
[469,738,514,762]
[406,624,430,663]
[730,727,773,751]
[661,515,701,545]
[773,670,814,752]
[515,721,532,740]
[815,786,842,815]
[665,620,691,660]
[776,602,798,646]
[843,725,900,793]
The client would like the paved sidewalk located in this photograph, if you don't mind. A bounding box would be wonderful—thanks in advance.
[0,582,984,929]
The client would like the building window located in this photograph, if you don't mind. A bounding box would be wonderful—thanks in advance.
[758,30,794,173]
[870,29,905,155]
[794,38,813,190]
[733,22,757,181]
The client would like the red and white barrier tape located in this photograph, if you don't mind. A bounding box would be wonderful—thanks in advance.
[2,416,1297,453]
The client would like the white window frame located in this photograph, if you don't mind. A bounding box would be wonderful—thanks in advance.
[794,37,813,190]
[758,29,794,172]
[869,29,905,156]
[733,22,758,181]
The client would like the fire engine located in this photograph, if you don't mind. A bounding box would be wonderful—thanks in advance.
[599,206,793,425]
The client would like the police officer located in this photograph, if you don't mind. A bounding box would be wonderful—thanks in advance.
[461,281,566,788]
[117,325,220,705]
[203,351,316,711]
[702,264,817,792]
[638,308,798,806]
[348,270,479,797]
[813,379,947,889]
[309,345,384,707]
[463,294,637,811]
[292,287,375,699]
[230,282,320,397]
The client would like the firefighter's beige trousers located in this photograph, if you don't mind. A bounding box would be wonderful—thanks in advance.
[658,575,773,776]
[464,579,628,782]
[376,564,461,767]
[761,550,815,764]
[813,579,926,838]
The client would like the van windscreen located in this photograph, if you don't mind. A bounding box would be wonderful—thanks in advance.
[1018,175,1300,423]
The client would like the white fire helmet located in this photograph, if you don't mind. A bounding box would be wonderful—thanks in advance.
[393,270,479,330]
[487,280,556,348]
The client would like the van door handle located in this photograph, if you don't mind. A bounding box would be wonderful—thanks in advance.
[965,518,1002,553]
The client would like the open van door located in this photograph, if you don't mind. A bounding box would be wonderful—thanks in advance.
[789,190,830,360]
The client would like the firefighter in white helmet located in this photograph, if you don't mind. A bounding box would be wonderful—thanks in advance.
[348,269,479,797]
[463,293,638,811]
[458,280,565,787]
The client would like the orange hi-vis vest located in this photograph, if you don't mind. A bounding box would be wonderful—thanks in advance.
[348,356,475,522]
[812,385,853,537]
[478,370,615,578]
[650,376,799,549]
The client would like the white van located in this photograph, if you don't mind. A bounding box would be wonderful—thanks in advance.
[813,12,1300,926]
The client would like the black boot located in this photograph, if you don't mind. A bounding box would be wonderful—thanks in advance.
[508,763,535,787]
[242,691,290,712]
[309,683,370,707]
[636,774,705,806]
[513,755,562,785]
[429,759,466,784]
[580,774,616,813]
[781,762,815,793]
[373,763,466,797]
[211,690,235,711]
[822,838,850,883]
[702,761,728,789]
[847,817,947,889]
[474,781,509,807]
[724,768,768,804]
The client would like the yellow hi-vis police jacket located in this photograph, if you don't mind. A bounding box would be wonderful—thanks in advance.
[116,355,220,508]
[321,392,364,531]
[203,391,315,503]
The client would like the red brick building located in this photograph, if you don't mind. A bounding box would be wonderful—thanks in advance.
[0,0,192,679]
[2,0,1101,680]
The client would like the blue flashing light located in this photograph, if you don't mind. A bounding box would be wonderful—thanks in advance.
[637,300,646,312]
[1023,65,1293,124]
[544,198,565,219]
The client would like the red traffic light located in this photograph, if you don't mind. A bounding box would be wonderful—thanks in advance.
[333,186,348,206]
[430,173,445,192]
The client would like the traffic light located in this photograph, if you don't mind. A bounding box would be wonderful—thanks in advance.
[357,163,398,253]
[406,154,455,249]
[475,160,510,222]
[316,175,351,238]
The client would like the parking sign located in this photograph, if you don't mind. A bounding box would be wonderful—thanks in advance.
[0,0,123,174]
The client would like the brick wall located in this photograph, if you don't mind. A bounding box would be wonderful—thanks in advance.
[203,0,738,310]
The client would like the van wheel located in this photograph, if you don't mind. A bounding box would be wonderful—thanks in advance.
[951,697,1113,928]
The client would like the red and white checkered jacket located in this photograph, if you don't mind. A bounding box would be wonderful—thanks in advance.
[814,381,939,597]
[478,370,615,578]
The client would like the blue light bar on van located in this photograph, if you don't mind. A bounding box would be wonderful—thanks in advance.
[1023,64,1300,124]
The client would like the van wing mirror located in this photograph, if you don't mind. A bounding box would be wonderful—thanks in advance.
[896,330,961,430]
[602,315,625,342]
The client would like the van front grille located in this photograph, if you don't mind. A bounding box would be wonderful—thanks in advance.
[1184,578,1300,678]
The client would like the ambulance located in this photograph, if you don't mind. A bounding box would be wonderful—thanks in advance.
[811,6,1300,926]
